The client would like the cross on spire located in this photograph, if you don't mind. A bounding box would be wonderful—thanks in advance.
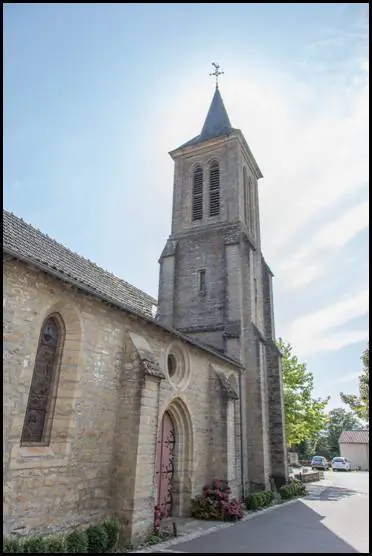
[209,62,224,88]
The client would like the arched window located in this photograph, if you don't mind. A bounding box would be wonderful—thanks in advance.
[248,176,255,235]
[21,314,64,445]
[209,160,220,217]
[192,166,203,221]
[243,167,249,226]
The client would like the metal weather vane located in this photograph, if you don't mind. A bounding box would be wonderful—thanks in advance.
[209,62,224,88]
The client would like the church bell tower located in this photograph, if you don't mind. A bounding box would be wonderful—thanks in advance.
[157,65,287,491]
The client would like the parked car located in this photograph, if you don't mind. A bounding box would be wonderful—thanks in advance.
[331,456,351,472]
[311,455,329,470]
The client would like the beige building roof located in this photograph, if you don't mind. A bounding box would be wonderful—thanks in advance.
[339,430,369,444]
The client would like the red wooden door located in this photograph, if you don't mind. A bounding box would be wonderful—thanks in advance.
[155,412,175,517]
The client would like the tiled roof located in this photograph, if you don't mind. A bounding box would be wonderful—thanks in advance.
[339,430,369,444]
[3,209,157,318]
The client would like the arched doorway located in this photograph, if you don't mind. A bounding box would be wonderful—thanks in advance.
[155,411,175,517]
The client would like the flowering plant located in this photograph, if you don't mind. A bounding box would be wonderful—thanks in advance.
[191,479,244,522]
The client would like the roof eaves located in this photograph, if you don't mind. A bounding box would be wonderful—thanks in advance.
[4,247,241,370]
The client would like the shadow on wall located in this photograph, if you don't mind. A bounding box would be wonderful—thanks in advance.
[167,498,360,553]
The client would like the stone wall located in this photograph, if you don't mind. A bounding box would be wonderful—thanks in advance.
[3,257,240,542]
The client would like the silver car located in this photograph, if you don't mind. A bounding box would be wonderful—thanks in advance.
[311,455,328,470]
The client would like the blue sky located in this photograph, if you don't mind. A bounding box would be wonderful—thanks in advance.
[4,3,369,410]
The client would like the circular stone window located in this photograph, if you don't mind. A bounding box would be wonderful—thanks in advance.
[166,345,190,390]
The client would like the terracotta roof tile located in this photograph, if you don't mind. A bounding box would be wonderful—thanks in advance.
[339,430,369,444]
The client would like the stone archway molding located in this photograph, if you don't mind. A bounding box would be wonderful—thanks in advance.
[160,396,194,517]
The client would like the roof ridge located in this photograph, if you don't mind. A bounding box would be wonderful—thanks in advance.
[3,208,156,304]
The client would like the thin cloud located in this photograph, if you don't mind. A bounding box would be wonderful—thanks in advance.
[279,200,369,289]
[285,290,369,357]
[338,372,361,384]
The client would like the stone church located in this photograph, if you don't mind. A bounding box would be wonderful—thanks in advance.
[3,81,287,542]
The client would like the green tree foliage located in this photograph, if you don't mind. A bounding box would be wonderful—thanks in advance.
[340,343,369,422]
[278,338,329,448]
[315,408,363,459]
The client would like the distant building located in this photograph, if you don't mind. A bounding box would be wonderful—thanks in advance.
[339,430,369,470]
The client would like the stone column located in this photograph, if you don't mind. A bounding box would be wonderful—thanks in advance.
[267,343,288,487]
[130,374,162,541]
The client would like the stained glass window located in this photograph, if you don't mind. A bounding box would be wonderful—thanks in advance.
[21,315,63,445]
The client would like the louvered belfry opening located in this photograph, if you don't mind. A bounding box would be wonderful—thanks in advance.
[209,161,220,217]
[192,166,203,221]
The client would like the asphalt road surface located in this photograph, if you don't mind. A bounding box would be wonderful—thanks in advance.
[162,471,369,553]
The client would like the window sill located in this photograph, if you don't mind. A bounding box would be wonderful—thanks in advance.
[19,446,55,458]
[9,442,70,470]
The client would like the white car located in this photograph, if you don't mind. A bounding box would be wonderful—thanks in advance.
[288,466,295,480]
[332,456,351,472]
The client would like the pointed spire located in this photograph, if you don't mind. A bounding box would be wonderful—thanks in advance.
[172,64,234,152]
[199,86,232,142]
[175,86,234,151]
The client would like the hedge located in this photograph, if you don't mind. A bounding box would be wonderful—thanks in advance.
[279,479,307,500]
[3,518,120,554]
[245,490,274,511]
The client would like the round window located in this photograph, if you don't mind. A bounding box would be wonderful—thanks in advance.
[166,345,190,390]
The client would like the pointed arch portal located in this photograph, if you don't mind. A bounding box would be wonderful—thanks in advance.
[155,398,194,518]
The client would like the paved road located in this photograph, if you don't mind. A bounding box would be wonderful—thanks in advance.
[160,472,369,553]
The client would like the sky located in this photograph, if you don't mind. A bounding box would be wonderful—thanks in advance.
[3,3,369,411]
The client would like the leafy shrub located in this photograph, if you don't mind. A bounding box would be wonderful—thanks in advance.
[191,495,221,520]
[3,536,24,553]
[147,532,162,545]
[86,524,109,553]
[102,518,120,551]
[65,529,88,553]
[279,485,291,499]
[245,490,274,511]
[23,536,47,553]
[191,479,244,522]
[45,534,65,553]
[279,479,307,500]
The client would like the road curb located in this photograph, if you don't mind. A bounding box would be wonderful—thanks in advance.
[129,497,306,553]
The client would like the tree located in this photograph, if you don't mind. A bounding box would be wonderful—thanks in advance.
[340,343,369,423]
[315,408,363,460]
[278,338,329,448]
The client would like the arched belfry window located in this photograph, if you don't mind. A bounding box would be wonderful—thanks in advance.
[21,314,64,445]
[243,167,249,226]
[248,176,255,235]
[192,166,203,221]
[209,161,220,217]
